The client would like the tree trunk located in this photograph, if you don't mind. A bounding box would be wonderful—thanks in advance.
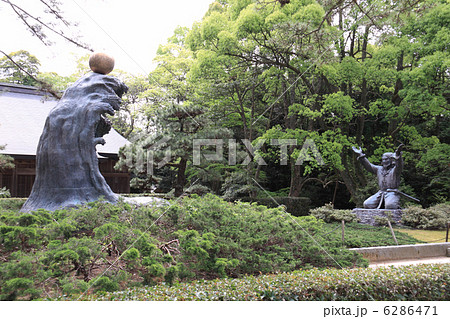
[174,158,187,197]
[289,162,304,197]
[390,52,404,138]
[357,26,370,145]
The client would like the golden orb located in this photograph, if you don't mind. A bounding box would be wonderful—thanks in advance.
[89,52,115,75]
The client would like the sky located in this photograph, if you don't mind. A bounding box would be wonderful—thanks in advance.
[0,0,214,76]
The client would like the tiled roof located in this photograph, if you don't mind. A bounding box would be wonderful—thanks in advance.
[0,82,129,156]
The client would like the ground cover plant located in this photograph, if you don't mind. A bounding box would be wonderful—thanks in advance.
[0,195,424,300]
[311,204,423,247]
[60,263,450,301]
[0,198,26,211]
[320,223,422,248]
[1,194,370,300]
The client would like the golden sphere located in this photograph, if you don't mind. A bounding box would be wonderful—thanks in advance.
[89,52,115,75]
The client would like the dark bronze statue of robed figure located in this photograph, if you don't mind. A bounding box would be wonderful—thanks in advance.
[352,144,412,209]
[21,72,128,213]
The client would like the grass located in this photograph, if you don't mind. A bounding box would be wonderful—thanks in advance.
[321,222,422,247]
[396,228,448,243]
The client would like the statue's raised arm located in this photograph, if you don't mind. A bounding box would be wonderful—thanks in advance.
[392,143,404,177]
[352,146,378,174]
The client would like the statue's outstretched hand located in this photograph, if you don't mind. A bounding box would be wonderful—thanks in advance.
[352,146,366,159]
[395,144,404,159]
[352,146,362,154]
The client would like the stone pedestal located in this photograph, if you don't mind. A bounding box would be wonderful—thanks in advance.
[352,208,403,226]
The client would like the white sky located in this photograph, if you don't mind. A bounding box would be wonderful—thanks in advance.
[0,0,214,76]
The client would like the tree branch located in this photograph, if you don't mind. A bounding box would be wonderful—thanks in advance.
[2,0,92,51]
[0,49,62,99]
[39,0,70,27]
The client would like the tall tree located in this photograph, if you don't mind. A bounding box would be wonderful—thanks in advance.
[0,50,40,86]
[0,146,14,171]
[117,28,232,196]
[183,0,448,206]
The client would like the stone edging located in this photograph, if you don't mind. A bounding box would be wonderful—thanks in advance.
[350,243,450,262]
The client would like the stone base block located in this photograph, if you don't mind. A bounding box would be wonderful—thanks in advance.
[352,208,403,226]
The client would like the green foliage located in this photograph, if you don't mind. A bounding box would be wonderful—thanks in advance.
[320,222,420,248]
[401,203,450,230]
[1,278,38,301]
[240,196,311,216]
[310,204,421,247]
[93,276,119,293]
[0,187,11,198]
[164,266,179,286]
[0,195,404,299]
[63,264,450,301]
[144,263,166,286]
[161,194,366,276]
[60,277,89,296]
[123,248,140,261]
[0,251,50,300]
[310,204,358,223]
[0,144,15,174]
[181,0,449,209]
[0,50,40,86]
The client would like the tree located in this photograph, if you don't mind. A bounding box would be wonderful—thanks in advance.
[116,28,232,196]
[0,1,92,96]
[0,141,15,198]
[0,50,40,86]
[186,0,346,200]
[0,145,14,171]
[0,0,91,50]
[182,0,448,207]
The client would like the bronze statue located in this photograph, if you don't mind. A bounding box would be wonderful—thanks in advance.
[352,144,410,209]
[21,72,128,213]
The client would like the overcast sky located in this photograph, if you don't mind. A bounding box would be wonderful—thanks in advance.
[1,0,213,76]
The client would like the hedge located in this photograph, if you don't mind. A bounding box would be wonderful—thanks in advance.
[61,263,449,301]
[401,203,450,230]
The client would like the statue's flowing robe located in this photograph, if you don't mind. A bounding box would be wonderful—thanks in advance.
[21,73,128,213]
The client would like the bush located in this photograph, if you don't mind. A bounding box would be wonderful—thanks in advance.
[0,187,11,198]
[0,198,26,211]
[310,203,358,223]
[0,195,418,300]
[239,196,311,216]
[63,263,450,301]
[60,278,89,296]
[93,276,119,293]
[123,248,140,261]
[401,203,450,230]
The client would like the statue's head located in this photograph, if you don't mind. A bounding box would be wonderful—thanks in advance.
[381,152,395,169]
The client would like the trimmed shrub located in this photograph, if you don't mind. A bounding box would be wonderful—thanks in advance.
[401,203,450,230]
[310,203,358,223]
[62,263,450,301]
